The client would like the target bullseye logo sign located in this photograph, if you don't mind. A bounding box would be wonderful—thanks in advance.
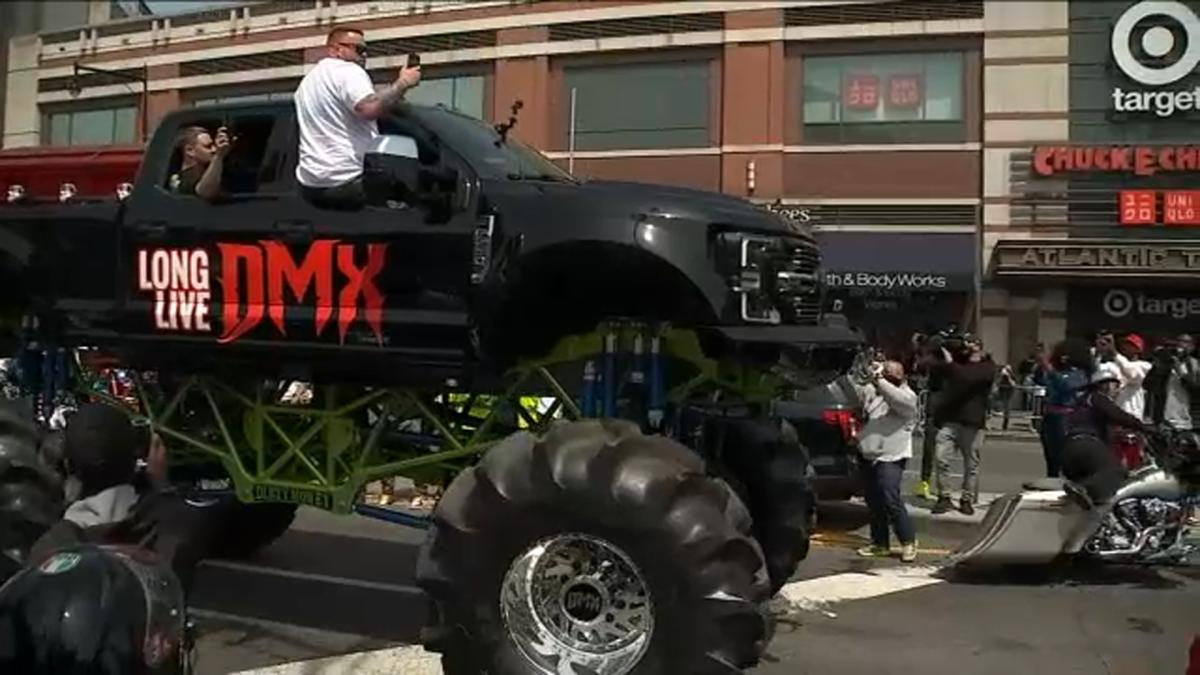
[1103,289,1135,318]
[1110,1,1200,117]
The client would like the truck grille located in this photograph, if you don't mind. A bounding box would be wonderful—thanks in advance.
[720,233,823,326]
[778,237,823,324]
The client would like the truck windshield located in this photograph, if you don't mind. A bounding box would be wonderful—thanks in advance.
[409,106,575,183]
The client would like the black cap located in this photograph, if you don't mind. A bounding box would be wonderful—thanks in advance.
[64,403,140,494]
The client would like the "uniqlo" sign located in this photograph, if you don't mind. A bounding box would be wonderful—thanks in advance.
[1119,190,1157,226]
[887,74,923,109]
[843,74,880,111]
[1164,191,1200,226]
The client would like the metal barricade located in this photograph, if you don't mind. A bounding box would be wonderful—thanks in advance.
[989,384,1044,433]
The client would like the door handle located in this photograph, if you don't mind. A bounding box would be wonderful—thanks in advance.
[273,220,313,241]
[133,221,168,236]
[133,221,195,235]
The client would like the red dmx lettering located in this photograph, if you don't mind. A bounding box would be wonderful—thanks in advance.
[218,241,387,346]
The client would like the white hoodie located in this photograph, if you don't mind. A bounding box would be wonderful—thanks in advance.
[855,378,919,463]
[1112,353,1153,422]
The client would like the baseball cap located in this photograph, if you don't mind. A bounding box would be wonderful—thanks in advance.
[1121,333,1145,353]
[63,403,141,493]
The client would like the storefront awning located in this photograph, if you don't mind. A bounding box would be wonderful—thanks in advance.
[815,231,977,293]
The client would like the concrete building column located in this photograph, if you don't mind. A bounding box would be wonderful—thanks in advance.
[144,63,180,136]
[3,34,41,148]
[981,0,1071,364]
[87,0,110,26]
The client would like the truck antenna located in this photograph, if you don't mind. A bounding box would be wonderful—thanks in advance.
[494,99,524,145]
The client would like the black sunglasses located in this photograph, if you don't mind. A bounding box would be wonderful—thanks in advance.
[337,42,367,56]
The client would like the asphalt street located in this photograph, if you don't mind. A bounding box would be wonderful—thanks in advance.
[188,435,1200,675]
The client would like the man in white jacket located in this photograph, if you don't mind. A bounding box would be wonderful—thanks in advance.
[854,360,920,562]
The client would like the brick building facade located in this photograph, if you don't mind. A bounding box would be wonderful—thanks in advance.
[8,0,1180,363]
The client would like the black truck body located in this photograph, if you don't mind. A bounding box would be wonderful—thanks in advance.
[0,101,856,387]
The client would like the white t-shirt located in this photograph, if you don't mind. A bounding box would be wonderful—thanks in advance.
[1112,354,1153,421]
[294,58,379,188]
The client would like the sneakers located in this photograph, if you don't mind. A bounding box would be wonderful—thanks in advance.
[931,498,954,514]
[856,545,890,558]
[857,543,918,562]
[959,499,976,516]
[915,480,933,500]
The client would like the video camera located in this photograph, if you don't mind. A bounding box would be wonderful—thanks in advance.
[935,326,977,362]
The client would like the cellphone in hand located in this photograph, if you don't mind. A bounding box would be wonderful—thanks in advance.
[407,53,421,68]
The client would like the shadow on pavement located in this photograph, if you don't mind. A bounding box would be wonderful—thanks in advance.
[814,500,871,533]
[938,558,1190,591]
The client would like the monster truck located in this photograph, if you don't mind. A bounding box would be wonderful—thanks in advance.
[0,99,860,673]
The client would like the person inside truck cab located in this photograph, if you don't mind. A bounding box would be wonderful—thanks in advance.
[169,125,232,201]
[294,26,423,211]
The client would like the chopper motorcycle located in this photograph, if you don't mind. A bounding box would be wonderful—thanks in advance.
[950,426,1198,568]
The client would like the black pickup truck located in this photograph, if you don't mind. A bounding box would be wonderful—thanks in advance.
[0,100,863,674]
[0,100,855,385]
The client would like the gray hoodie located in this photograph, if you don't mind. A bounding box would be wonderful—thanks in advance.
[63,484,140,528]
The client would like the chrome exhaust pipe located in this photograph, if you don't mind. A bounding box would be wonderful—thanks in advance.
[1093,525,1167,559]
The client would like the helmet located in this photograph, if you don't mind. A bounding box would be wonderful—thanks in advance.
[0,544,192,674]
[1092,362,1122,386]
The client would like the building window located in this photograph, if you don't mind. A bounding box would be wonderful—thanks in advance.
[802,51,965,144]
[400,75,486,120]
[563,61,711,151]
[42,104,138,146]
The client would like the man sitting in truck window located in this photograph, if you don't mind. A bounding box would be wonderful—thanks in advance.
[293,26,422,211]
[169,125,232,201]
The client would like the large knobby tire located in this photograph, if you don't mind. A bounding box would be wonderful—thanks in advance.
[416,419,772,675]
[0,400,63,582]
[716,418,815,594]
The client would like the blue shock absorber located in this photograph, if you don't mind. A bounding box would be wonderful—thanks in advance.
[54,348,70,397]
[603,331,617,418]
[581,360,598,418]
[648,334,664,430]
[629,330,646,425]
[40,346,57,421]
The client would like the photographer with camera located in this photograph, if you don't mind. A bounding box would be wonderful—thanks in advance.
[1146,334,1200,432]
[852,359,920,563]
[930,332,997,515]
[911,333,948,500]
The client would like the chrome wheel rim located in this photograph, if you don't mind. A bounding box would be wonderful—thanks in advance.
[500,533,654,675]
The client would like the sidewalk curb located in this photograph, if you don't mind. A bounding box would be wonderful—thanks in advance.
[985,430,1039,442]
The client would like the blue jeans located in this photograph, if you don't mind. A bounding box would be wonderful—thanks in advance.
[860,457,916,547]
[1039,413,1065,478]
